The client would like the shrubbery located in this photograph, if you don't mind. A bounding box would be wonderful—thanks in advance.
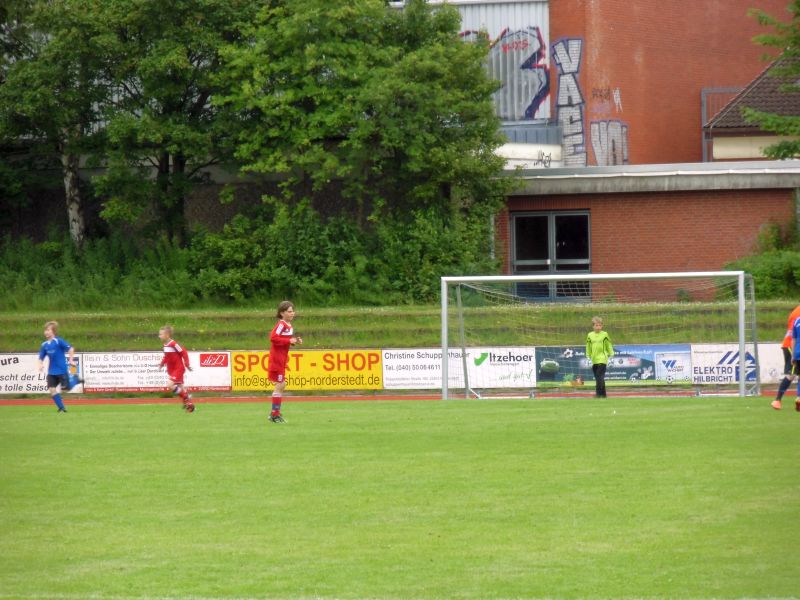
[13,206,799,310]
[0,203,502,309]
[188,201,500,305]
[725,250,800,299]
[0,233,195,310]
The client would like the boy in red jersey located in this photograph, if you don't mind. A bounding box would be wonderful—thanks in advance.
[158,325,194,412]
[267,301,303,423]
[773,304,800,410]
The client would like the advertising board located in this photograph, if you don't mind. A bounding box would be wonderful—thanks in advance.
[231,350,382,391]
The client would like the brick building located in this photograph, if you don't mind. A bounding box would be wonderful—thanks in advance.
[438,0,800,295]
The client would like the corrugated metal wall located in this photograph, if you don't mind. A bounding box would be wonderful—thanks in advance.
[454,1,551,122]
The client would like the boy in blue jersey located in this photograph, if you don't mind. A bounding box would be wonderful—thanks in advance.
[791,315,800,412]
[37,321,83,412]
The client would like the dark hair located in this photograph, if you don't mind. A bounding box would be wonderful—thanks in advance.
[276,301,294,319]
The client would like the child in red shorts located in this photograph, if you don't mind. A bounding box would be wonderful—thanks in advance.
[158,325,194,412]
[267,301,303,423]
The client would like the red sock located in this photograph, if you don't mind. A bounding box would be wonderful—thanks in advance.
[271,396,282,415]
[176,386,189,403]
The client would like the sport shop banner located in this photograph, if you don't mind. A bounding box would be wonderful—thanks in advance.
[231,350,382,391]
[0,353,84,394]
[690,344,758,384]
[534,345,692,388]
[82,351,232,392]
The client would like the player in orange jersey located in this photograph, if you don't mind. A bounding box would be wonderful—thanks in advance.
[772,304,800,410]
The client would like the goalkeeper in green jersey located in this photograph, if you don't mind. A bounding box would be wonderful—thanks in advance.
[586,316,614,398]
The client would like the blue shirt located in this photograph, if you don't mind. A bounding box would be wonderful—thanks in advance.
[38,337,72,375]
[792,317,800,360]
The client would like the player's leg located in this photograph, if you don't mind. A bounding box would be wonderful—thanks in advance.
[597,364,607,398]
[773,348,793,409]
[268,372,286,422]
[591,364,602,397]
[169,372,193,411]
[47,374,67,412]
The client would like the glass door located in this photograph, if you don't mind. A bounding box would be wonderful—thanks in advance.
[512,212,591,300]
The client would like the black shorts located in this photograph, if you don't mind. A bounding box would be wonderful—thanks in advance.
[46,373,71,390]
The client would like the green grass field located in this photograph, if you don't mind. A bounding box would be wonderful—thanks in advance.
[1,397,797,600]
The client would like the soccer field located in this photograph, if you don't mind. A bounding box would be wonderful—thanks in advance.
[0,397,797,600]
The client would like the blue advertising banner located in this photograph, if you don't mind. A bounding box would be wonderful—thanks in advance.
[534,344,692,387]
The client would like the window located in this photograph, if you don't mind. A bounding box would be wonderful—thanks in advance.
[511,212,591,300]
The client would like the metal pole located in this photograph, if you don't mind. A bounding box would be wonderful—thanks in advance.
[456,285,470,398]
[738,272,746,397]
[441,278,449,400]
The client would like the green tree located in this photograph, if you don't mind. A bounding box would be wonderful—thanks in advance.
[0,0,106,247]
[745,1,800,159]
[92,0,259,244]
[1,0,34,80]
[219,0,510,224]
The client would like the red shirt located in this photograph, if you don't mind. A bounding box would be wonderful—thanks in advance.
[268,320,294,373]
[782,306,800,349]
[160,339,190,375]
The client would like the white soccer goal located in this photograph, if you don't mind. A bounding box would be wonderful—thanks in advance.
[440,271,758,399]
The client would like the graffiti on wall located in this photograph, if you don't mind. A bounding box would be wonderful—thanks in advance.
[462,26,550,121]
[552,38,586,166]
[590,120,629,166]
[590,85,628,165]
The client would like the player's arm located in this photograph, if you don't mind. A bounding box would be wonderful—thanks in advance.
[64,340,76,367]
[605,335,614,358]
[37,348,46,372]
[182,347,191,371]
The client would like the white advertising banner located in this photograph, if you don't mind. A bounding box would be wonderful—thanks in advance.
[382,346,536,390]
[82,351,232,392]
[690,344,758,385]
[467,347,537,389]
[0,353,84,394]
[382,347,537,390]
[382,348,463,390]
[757,343,786,384]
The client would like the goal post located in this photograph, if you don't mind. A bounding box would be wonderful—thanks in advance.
[440,271,758,399]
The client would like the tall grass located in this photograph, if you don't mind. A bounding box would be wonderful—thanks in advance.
[0,234,200,311]
[0,302,793,353]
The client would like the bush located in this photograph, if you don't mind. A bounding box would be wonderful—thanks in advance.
[0,233,196,310]
[726,250,800,299]
[187,202,500,304]
[1,198,503,309]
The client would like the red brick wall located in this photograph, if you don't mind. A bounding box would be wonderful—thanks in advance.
[498,189,795,274]
[549,0,789,165]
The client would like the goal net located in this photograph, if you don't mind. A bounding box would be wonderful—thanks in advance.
[440,271,758,399]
